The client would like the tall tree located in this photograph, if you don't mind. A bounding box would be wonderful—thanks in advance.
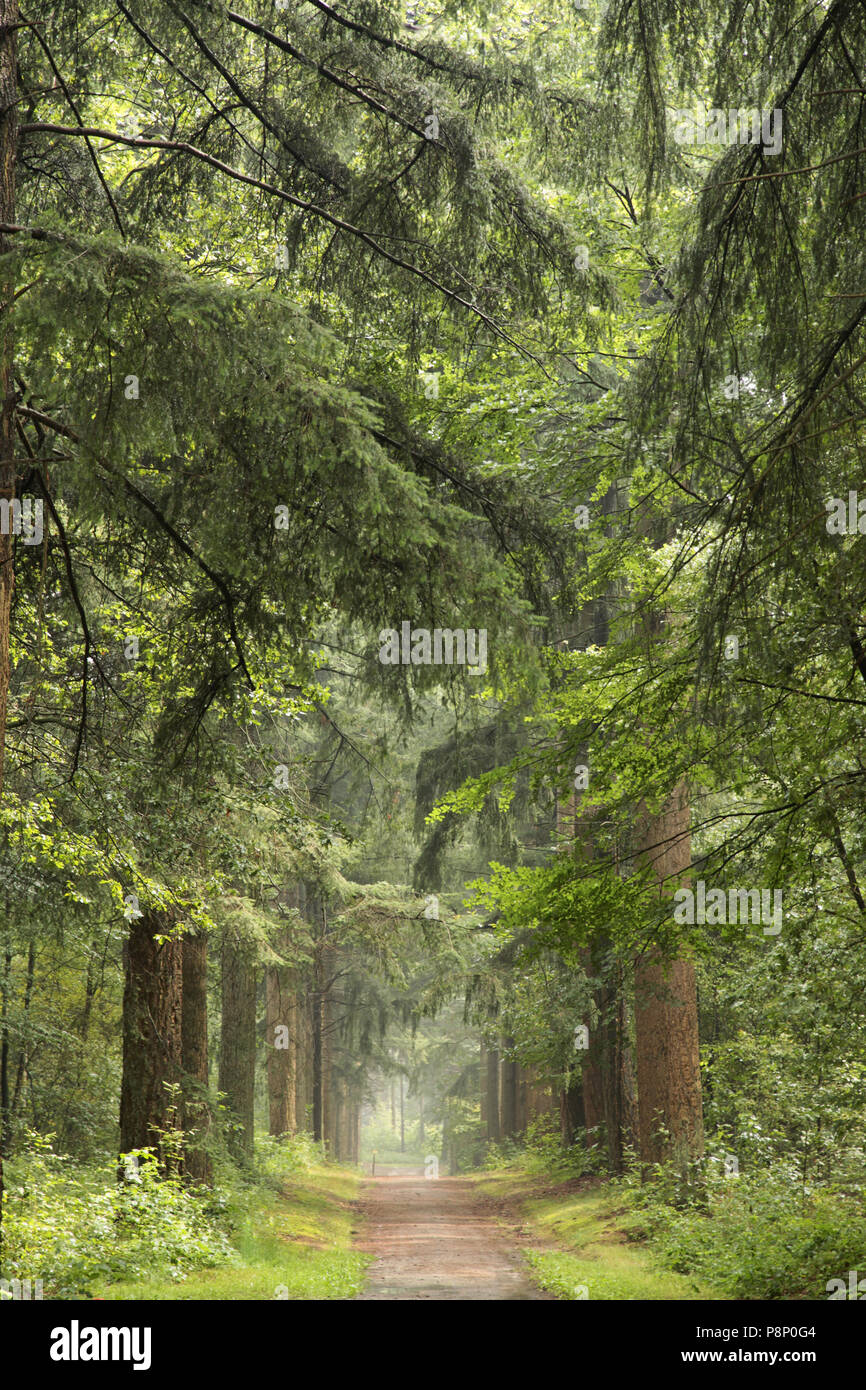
[119,910,183,1166]
[218,920,257,1164]
[181,930,211,1183]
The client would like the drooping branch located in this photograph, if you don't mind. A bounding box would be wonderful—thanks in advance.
[18,123,538,361]
[23,16,126,235]
[16,404,256,689]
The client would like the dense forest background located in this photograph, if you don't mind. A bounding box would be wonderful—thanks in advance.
[1,0,865,1304]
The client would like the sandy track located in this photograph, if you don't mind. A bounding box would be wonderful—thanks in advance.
[352,1172,552,1301]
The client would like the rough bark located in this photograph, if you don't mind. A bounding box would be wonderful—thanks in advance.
[0,0,19,1238]
[399,1072,404,1152]
[515,1063,527,1135]
[181,931,211,1183]
[265,893,297,1139]
[634,783,704,1171]
[479,1042,488,1137]
[560,1075,585,1146]
[486,1044,501,1142]
[562,737,631,1172]
[0,941,10,1160]
[295,988,312,1132]
[218,926,257,1163]
[293,883,312,1131]
[321,939,334,1151]
[500,1039,518,1138]
[119,911,184,1167]
[0,0,17,808]
[312,963,324,1142]
[582,941,629,1173]
[11,939,34,1125]
[306,885,333,1146]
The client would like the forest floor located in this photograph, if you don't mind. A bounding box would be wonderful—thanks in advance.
[471,1165,723,1300]
[352,1168,552,1300]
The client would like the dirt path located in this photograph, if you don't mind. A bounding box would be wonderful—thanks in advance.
[352,1170,553,1300]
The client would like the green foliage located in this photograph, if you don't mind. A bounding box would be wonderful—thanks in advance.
[483,1119,605,1179]
[2,1133,237,1297]
[618,1159,866,1301]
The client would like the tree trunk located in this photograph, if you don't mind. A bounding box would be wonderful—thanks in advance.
[399,1072,404,1152]
[560,1073,585,1146]
[266,904,297,1139]
[321,940,334,1152]
[119,911,184,1168]
[293,885,311,1132]
[0,941,10,1160]
[634,783,704,1172]
[307,886,332,1146]
[218,925,257,1163]
[295,986,312,1133]
[11,939,34,1124]
[486,1045,500,1142]
[581,940,628,1173]
[0,0,19,1239]
[332,1078,343,1160]
[80,941,97,1043]
[181,931,211,1183]
[312,965,324,1143]
[500,1039,517,1138]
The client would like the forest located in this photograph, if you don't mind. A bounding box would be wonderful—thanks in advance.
[0,0,865,1337]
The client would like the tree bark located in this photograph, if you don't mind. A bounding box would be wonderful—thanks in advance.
[293,883,312,1132]
[0,941,11,1160]
[486,1044,500,1142]
[307,886,332,1146]
[634,783,704,1172]
[295,986,312,1133]
[399,1071,404,1152]
[11,939,34,1125]
[265,898,297,1139]
[119,911,184,1167]
[500,1039,518,1138]
[516,1062,527,1135]
[321,939,334,1152]
[181,931,211,1183]
[312,962,324,1143]
[560,1074,585,1146]
[218,925,257,1163]
[0,0,19,1239]
[0,0,17,809]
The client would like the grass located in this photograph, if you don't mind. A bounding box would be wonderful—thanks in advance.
[472,1166,723,1301]
[103,1163,370,1301]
